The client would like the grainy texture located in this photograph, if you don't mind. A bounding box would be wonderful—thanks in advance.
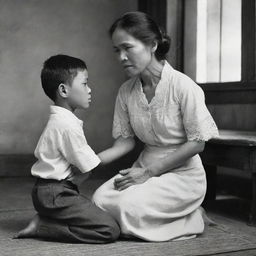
[1,177,256,256]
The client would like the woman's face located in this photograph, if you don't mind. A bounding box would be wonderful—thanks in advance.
[112,28,154,77]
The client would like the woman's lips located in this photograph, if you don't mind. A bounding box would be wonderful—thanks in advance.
[123,65,133,69]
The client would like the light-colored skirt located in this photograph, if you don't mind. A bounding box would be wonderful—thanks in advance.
[92,144,206,242]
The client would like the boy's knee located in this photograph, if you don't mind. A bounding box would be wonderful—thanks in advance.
[106,220,120,242]
[98,216,120,242]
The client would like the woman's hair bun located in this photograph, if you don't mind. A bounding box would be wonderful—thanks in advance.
[156,31,171,60]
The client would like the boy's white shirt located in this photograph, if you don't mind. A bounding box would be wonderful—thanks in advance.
[31,105,101,180]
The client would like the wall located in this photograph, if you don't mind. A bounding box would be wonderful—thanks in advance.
[208,104,256,131]
[0,0,138,155]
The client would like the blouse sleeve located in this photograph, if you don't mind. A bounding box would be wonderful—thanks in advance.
[177,76,219,142]
[112,86,135,139]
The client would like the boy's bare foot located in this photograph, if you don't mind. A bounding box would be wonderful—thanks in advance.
[13,214,40,239]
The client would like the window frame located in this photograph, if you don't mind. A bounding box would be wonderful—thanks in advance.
[139,0,256,104]
[199,0,256,104]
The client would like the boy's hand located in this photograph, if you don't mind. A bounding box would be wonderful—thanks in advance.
[114,167,152,191]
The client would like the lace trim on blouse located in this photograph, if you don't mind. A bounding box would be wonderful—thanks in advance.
[112,118,134,139]
[134,77,166,111]
[185,115,219,142]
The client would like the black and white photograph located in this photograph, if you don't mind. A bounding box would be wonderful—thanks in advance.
[0,0,256,255]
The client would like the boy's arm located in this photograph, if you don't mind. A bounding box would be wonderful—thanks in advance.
[98,136,135,165]
[68,165,91,186]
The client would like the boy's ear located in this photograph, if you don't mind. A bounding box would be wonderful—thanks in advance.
[57,83,69,98]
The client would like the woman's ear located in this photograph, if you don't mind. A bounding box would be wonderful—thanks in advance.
[57,83,69,98]
[151,41,158,53]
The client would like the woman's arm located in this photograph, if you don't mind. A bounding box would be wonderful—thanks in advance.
[98,136,136,165]
[147,140,205,176]
[114,140,205,190]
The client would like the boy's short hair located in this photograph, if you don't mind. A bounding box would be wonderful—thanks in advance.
[41,54,87,101]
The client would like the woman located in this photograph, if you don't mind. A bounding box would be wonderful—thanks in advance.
[93,11,218,242]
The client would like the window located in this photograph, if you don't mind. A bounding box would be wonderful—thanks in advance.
[139,0,256,104]
[183,0,256,104]
[184,0,241,83]
[197,0,241,83]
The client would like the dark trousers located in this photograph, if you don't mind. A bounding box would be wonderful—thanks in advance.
[31,178,120,243]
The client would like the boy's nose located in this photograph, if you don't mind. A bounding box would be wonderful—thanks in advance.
[87,86,91,93]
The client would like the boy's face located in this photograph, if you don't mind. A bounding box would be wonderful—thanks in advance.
[67,69,91,110]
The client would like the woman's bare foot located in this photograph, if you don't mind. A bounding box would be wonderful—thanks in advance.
[13,214,40,239]
[199,206,217,226]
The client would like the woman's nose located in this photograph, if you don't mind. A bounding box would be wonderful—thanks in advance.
[87,86,91,93]
[119,51,128,62]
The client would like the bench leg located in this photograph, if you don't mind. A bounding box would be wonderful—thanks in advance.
[248,172,256,226]
[203,165,217,201]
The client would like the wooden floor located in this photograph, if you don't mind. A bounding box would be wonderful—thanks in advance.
[1,176,256,256]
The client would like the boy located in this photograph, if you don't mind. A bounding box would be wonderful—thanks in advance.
[14,54,120,243]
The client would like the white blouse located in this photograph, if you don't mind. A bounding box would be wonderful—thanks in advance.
[112,61,218,146]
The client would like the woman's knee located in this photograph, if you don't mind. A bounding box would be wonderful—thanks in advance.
[92,190,100,205]
[92,186,108,208]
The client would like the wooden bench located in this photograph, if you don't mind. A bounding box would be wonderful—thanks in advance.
[200,129,256,225]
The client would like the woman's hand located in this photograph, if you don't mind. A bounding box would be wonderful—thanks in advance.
[114,167,152,191]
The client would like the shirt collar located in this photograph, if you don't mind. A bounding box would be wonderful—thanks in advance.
[50,105,83,127]
[159,60,174,80]
[162,60,173,75]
